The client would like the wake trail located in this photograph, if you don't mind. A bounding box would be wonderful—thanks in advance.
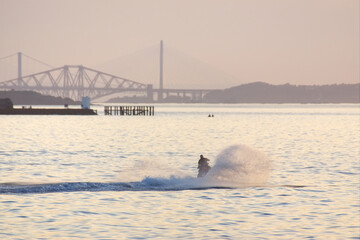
[0,144,290,194]
[0,181,305,194]
[0,179,232,194]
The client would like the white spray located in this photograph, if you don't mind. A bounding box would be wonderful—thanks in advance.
[204,144,272,187]
[117,144,272,190]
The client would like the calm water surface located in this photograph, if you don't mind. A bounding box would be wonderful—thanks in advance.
[0,104,359,239]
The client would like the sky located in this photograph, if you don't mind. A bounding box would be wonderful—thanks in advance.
[0,0,359,89]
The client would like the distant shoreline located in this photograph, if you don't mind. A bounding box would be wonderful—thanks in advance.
[1,82,359,104]
[202,82,360,104]
[0,90,79,105]
[108,82,360,104]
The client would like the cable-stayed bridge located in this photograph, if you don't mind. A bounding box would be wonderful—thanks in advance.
[0,46,216,102]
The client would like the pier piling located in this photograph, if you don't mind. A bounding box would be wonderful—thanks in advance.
[104,106,154,116]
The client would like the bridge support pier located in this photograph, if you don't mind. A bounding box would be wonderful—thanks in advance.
[17,52,22,87]
[147,84,153,102]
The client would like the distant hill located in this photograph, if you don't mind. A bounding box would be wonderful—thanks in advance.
[203,82,360,103]
[0,90,79,105]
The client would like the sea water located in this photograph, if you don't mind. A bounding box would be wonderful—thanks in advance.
[0,104,359,239]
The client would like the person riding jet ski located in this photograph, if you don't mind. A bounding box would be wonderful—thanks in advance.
[197,155,211,178]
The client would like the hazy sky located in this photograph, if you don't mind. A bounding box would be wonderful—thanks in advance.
[0,0,359,89]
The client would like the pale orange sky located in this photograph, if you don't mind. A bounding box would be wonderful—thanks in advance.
[0,0,359,89]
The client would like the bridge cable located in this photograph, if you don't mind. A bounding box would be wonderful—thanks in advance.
[0,53,17,61]
[22,53,55,68]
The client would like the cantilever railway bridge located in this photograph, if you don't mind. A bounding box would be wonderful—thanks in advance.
[0,50,214,102]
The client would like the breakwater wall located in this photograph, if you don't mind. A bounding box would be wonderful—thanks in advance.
[0,108,97,115]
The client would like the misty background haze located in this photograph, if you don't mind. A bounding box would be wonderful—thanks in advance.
[0,0,359,89]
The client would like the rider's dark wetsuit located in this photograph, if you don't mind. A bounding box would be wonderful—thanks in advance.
[197,155,211,178]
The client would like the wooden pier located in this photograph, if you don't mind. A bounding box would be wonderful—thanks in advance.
[104,106,154,116]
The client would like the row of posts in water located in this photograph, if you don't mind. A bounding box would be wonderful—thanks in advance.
[104,106,154,116]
